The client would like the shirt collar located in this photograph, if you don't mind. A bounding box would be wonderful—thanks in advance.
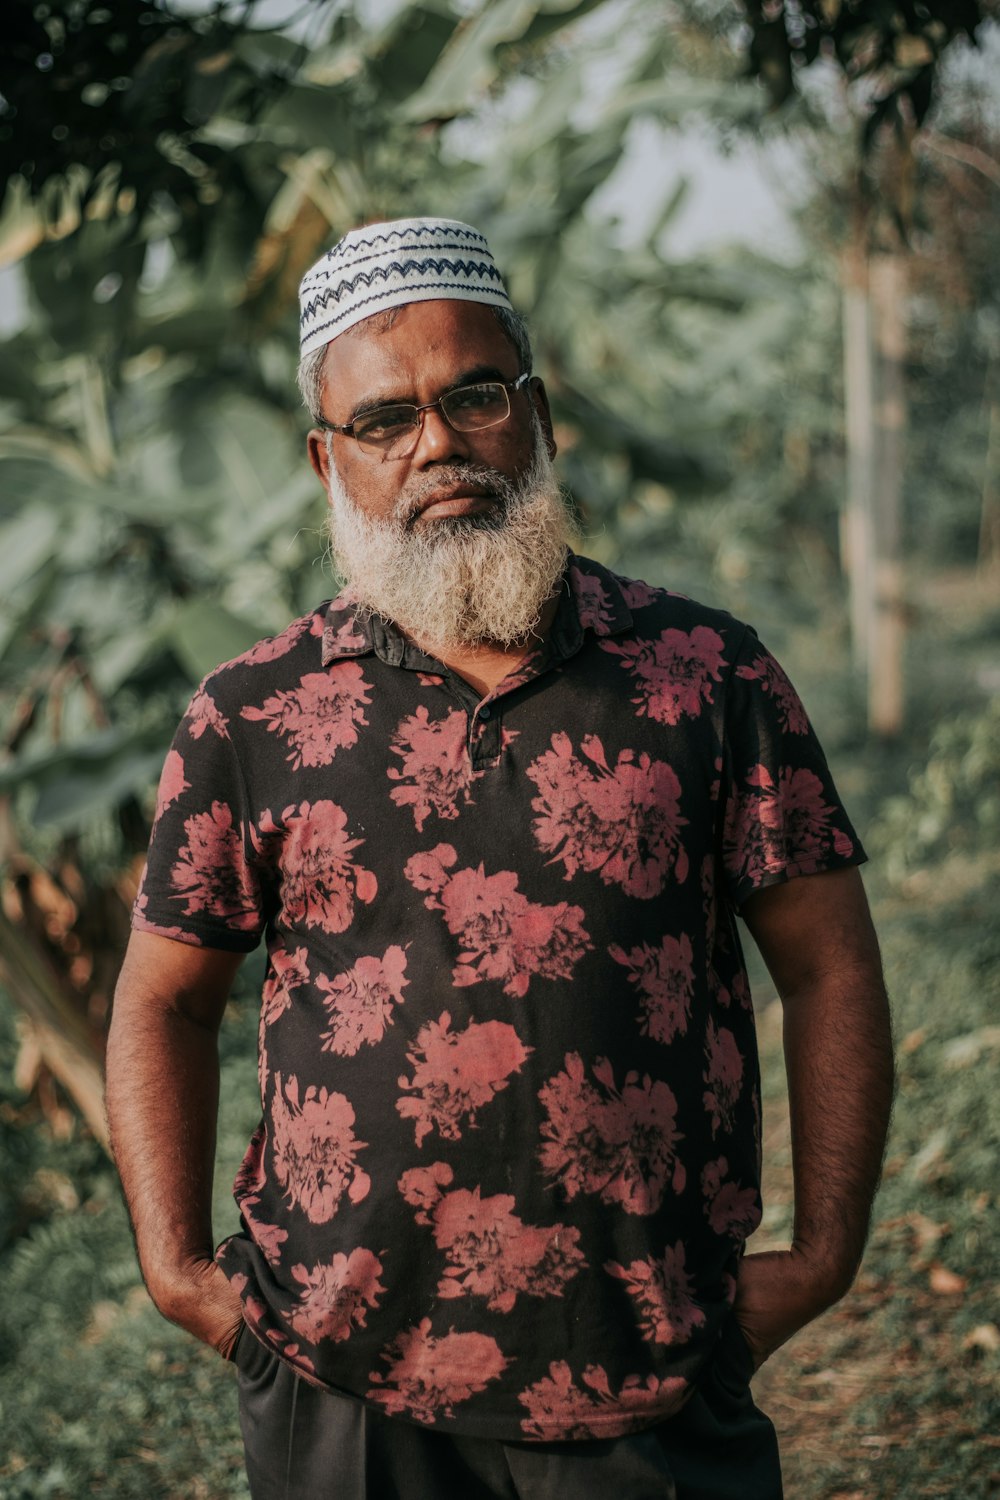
[321,594,374,665]
[319,553,633,669]
[560,553,633,642]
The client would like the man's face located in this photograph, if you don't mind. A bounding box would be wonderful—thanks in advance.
[306,299,556,527]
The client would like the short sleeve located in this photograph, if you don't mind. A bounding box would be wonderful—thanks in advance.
[131,680,265,952]
[720,627,866,908]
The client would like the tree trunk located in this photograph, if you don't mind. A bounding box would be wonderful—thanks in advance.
[868,252,907,738]
[979,383,1000,575]
[0,908,109,1150]
[841,248,876,673]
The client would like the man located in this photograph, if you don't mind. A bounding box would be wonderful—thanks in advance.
[106,217,894,1500]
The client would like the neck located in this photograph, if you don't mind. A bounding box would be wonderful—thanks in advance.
[406,595,559,697]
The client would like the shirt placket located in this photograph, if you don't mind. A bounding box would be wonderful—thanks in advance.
[362,582,590,772]
[459,618,583,770]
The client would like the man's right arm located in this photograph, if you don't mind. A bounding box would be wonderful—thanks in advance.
[106,930,246,1355]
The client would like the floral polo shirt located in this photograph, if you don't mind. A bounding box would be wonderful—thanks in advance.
[133,554,864,1441]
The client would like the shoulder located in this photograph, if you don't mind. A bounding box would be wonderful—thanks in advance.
[196,602,336,707]
[569,554,753,652]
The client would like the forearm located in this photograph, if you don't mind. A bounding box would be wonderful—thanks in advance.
[782,960,895,1296]
[735,869,895,1365]
[105,935,244,1351]
[106,999,221,1312]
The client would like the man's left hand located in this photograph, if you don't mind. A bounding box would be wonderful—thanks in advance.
[733,1247,849,1371]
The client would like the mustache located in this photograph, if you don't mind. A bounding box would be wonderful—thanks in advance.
[392,463,514,525]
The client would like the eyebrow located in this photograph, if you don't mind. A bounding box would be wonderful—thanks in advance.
[348,364,513,422]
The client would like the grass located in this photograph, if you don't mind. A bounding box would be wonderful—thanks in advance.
[0,567,997,1499]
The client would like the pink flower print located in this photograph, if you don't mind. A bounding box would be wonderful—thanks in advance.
[270,1071,370,1223]
[253,800,377,934]
[702,1020,743,1136]
[397,1012,531,1147]
[404,841,458,895]
[735,651,810,734]
[404,843,591,998]
[518,1362,689,1440]
[324,615,368,655]
[317,946,408,1057]
[496,650,543,695]
[527,734,689,899]
[258,1014,271,1099]
[261,1323,317,1377]
[236,613,313,667]
[569,564,617,633]
[538,1054,684,1215]
[418,672,444,686]
[257,1014,269,1098]
[388,707,474,830]
[169,801,260,929]
[155,750,190,819]
[606,1242,706,1346]
[131,888,189,943]
[603,626,725,726]
[713,968,751,1012]
[609,934,695,1044]
[261,943,310,1027]
[285,1248,385,1344]
[776,767,856,872]
[723,764,854,890]
[398,1161,583,1314]
[186,686,228,740]
[701,1157,761,1242]
[396,1161,455,1223]
[240,1194,289,1265]
[368,1320,509,1423]
[233,1124,267,1200]
[241,666,371,770]
[619,577,660,610]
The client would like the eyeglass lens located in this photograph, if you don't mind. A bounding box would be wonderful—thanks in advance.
[352,382,512,456]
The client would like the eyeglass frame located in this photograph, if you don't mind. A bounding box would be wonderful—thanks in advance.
[316,371,533,460]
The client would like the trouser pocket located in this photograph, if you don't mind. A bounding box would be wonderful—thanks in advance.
[230,1320,276,1380]
[712,1312,756,1396]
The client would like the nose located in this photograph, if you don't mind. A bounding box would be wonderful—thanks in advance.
[408,403,471,466]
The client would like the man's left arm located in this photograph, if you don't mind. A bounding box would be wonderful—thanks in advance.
[735,865,894,1368]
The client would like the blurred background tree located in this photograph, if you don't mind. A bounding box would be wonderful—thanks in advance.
[1,3,998,1494]
[0,0,995,1160]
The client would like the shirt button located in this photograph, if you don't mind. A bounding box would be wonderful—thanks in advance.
[479,706,491,721]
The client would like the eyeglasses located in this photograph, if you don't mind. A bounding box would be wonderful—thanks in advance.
[320,373,532,461]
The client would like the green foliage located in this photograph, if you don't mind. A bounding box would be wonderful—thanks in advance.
[737,0,987,130]
[0,0,829,877]
[870,694,1000,877]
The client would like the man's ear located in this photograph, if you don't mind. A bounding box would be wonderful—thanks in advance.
[529,378,557,461]
[307,429,332,489]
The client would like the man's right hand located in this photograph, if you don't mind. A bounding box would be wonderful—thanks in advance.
[107,933,248,1360]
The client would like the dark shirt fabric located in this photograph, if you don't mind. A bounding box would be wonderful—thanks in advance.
[133,554,865,1442]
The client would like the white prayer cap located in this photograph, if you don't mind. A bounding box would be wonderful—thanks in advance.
[298,216,514,358]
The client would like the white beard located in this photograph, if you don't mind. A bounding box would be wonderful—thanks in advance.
[324,428,578,649]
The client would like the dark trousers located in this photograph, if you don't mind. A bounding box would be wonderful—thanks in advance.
[233,1317,782,1500]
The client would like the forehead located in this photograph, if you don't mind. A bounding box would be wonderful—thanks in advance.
[321,300,517,408]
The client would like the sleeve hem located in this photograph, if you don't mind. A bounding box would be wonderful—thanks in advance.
[131,913,262,954]
[733,846,868,911]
